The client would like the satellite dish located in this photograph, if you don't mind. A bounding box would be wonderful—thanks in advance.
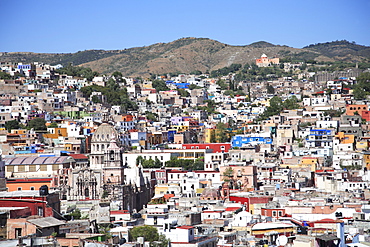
[276,235,288,246]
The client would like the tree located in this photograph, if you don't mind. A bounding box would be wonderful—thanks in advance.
[222,167,235,188]
[189,84,202,90]
[0,70,11,79]
[190,70,202,75]
[112,71,123,82]
[91,95,101,103]
[28,118,47,131]
[165,157,203,170]
[153,234,170,247]
[216,79,228,90]
[145,111,158,122]
[215,122,229,143]
[5,120,20,133]
[177,89,190,97]
[353,72,370,99]
[152,80,170,91]
[130,225,159,243]
[353,86,367,100]
[69,209,81,220]
[266,84,275,94]
[48,122,58,128]
[283,96,300,110]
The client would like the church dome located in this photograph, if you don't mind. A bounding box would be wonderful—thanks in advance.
[91,123,119,143]
[200,187,220,200]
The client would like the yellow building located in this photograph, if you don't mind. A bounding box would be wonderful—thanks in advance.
[289,157,318,172]
[364,153,370,170]
[204,128,215,143]
[154,185,169,196]
[356,141,368,150]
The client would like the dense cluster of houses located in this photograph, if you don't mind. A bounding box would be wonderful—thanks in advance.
[0,58,370,247]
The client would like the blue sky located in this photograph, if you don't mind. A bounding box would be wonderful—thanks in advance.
[0,0,369,53]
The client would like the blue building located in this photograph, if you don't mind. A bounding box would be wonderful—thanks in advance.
[305,129,333,148]
[231,135,272,148]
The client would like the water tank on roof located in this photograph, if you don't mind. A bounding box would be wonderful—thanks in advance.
[39,185,49,196]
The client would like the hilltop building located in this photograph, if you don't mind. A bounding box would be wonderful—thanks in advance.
[256,54,280,67]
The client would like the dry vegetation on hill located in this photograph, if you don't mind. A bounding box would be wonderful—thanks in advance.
[1,38,369,77]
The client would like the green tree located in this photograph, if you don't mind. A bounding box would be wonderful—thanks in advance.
[69,209,81,220]
[353,72,370,99]
[222,167,235,188]
[353,87,367,100]
[112,71,123,82]
[152,234,170,247]
[91,95,101,103]
[130,226,159,243]
[165,157,203,170]
[190,70,202,75]
[216,122,229,143]
[56,64,99,81]
[106,77,119,91]
[80,84,137,112]
[0,70,11,79]
[177,89,190,97]
[266,84,275,94]
[216,79,228,90]
[189,84,202,90]
[5,120,20,133]
[28,118,47,131]
[283,96,300,110]
[145,111,158,122]
[48,122,58,128]
[152,80,170,91]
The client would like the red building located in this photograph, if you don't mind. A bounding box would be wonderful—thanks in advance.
[228,194,272,213]
[261,207,286,218]
[182,143,231,153]
[0,190,60,218]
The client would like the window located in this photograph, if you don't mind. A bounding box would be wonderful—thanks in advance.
[15,228,22,238]
[272,211,277,217]
[278,211,283,216]
[17,187,22,191]
[52,164,59,171]
[38,207,43,216]
[29,165,36,172]
[18,165,25,172]
[30,187,35,190]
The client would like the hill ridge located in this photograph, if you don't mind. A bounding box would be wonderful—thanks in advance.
[1,38,369,77]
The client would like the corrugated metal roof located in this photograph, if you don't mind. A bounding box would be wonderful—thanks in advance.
[27,217,65,228]
[4,156,74,166]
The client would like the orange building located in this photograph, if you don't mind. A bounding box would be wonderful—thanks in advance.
[122,114,134,122]
[6,177,53,192]
[346,104,368,116]
[335,132,355,144]
[361,110,370,122]
[43,128,68,139]
[256,54,280,67]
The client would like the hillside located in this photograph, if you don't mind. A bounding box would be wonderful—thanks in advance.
[1,38,369,77]
[303,40,370,60]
